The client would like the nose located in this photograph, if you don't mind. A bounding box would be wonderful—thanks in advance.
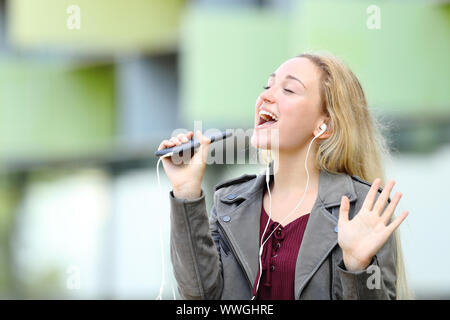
[259,89,276,107]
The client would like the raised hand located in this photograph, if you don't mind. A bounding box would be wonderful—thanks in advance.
[337,178,409,272]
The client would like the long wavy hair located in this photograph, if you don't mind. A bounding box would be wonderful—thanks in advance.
[258,51,412,299]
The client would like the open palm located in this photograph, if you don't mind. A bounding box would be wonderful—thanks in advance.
[337,178,409,271]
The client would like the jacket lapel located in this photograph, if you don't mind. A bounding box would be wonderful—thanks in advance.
[216,172,267,289]
[294,169,357,299]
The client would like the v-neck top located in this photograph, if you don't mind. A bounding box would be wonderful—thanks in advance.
[252,196,310,300]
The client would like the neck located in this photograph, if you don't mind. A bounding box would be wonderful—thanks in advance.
[270,140,320,196]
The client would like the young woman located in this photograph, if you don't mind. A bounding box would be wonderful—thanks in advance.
[158,52,410,300]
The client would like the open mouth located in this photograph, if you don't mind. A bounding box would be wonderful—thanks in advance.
[257,110,279,128]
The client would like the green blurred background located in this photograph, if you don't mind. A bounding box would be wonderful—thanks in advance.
[0,0,449,299]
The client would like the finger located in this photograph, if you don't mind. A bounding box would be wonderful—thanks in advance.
[196,130,211,144]
[170,136,182,145]
[339,196,350,223]
[193,130,211,164]
[186,131,194,141]
[380,191,402,225]
[180,136,189,143]
[361,178,381,211]
[158,139,175,151]
[158,140,169,151]
[373,180,395,215]
[185,131,194,143]
[386,210,409,234]
[176,133,190,143]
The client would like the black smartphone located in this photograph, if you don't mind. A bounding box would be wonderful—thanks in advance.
[155,130,233,158]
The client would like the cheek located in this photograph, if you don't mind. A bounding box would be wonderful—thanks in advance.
[279,103,302,132]
[278,119,301,147]
[278,101,316,146]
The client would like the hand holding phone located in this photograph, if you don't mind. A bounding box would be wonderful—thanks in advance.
[157,130,232,199]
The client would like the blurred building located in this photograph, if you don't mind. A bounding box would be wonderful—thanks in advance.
[0,0,449,299]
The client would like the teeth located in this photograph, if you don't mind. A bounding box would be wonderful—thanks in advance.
[259,110,279,121]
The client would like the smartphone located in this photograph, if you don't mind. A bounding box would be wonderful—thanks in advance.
[155,130,233,158]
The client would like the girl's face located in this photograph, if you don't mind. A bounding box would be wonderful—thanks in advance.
[250,57,329,152]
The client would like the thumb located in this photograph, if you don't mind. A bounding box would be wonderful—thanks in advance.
[193,130,211,164]
[339,195,350,223]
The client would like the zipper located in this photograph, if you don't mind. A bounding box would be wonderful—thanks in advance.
[217,221,254,291]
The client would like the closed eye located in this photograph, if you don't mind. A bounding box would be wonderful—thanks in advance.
[263,86,294,94]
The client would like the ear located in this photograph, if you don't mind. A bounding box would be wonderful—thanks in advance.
[315,118,332,139]
[317,126,332,139]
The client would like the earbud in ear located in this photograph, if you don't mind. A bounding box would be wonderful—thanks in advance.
[315,123,327,137]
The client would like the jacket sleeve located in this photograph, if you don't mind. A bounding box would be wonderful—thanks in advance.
[169,189,223,299]
[336,231,397,300]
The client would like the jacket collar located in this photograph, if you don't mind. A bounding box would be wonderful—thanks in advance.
[216,160,358,298]
[219,160,357,208]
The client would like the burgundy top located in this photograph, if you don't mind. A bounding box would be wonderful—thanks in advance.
[252,199,310,300]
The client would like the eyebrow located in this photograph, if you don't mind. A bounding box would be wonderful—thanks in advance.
[269,73,306,89]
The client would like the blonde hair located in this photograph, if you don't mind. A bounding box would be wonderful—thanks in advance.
[259,51,412,299]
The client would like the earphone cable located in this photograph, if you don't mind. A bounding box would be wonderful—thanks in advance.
[155,156,177,300]
[252,133,320,299]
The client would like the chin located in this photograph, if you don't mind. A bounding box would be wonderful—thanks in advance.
[250,132,272,150]
[251,126,280,149]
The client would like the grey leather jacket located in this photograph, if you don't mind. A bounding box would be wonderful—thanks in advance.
[169,165,397,300]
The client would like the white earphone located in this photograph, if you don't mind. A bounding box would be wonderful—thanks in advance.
[253,123,327,299]
[316,123,327,137]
